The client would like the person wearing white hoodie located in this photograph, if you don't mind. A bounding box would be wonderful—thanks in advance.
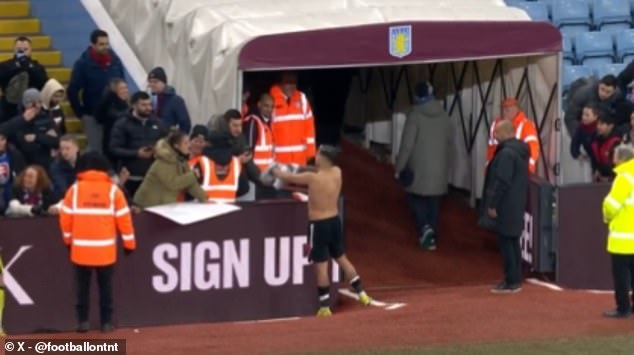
[41,78,66,135]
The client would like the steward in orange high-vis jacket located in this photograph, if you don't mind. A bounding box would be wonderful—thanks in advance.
[270,72,316,165]
[486,98,540,174]
[59,152,135,334]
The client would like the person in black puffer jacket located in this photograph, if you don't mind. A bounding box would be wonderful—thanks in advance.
[96,78,130,164]
[109,91,168,197]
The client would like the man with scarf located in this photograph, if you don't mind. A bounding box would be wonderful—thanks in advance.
[395,82,452,251]
[67,29,124,154]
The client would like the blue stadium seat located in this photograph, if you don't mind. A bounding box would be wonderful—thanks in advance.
[563,65,594,92]
[575,31,615,65]
[505,0,527,6]
[616,29,634,62]
[592,0,632,31]
[514,2,550,21]
[563,34,575,64]
[552,0,592,33]
[590,63,627,78]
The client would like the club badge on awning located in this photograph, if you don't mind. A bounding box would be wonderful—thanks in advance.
[389,25,412,59]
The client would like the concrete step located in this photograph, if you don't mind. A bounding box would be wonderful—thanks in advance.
[0,1,29,18]
[64,116,83,134]
[0,50,61,65]
[0,18,39,34]
[0,35,50,50]
[47,67,70,83]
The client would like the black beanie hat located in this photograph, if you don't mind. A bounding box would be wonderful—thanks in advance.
[148,67,167,84]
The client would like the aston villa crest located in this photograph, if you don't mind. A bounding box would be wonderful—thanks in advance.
[389,25,412,59]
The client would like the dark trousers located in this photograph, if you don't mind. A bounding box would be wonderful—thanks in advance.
[74,264,114,325]
[406,194,440,234]
[610,253,634,314]
[498,235,522,286]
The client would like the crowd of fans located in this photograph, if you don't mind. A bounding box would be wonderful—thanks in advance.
[566,74,634,182]
[0,29,315,218]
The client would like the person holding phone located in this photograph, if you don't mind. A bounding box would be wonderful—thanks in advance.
[109,92,168,197]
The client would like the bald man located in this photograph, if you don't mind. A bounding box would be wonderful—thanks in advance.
[481,119,530,294]
[244,93,277,199]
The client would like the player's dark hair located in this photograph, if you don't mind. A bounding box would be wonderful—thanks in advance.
[318,145,339,164]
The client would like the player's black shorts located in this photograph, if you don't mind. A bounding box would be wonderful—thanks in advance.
[308,216,344,262]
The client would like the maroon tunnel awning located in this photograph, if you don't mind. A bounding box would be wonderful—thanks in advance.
[239,21,562,70]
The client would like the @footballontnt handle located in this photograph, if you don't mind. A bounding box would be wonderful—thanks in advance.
[4,339,126,354]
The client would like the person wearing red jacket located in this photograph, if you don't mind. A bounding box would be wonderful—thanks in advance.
[486,98,540,174]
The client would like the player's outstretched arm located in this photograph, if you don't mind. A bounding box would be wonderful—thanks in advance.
[273,168,314,186]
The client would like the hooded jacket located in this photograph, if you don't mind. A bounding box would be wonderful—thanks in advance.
[41,78,66,134]
[481,138,530,237]
[395,99,452,196]
[133,138,207,208]
[154,86,191,133]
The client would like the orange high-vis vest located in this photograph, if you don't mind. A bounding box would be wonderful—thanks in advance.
[59,170,135,267]
[486,112,540,173]
[244,114,274,171]
[270,85,316,165]
[201,156,241,203]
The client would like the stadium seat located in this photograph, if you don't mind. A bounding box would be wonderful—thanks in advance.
[514,2,550,21]
[563,65,594,92]
[616,29,634,62]
[592,0,632,31]
[504,0,526,6]
[575,31,615,66]
[590,63,626,78]
[562,34,575,64]
[552,0,592,33]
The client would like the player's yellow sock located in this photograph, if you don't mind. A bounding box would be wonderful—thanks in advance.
[0,288,5,336]
[316,307,332,317]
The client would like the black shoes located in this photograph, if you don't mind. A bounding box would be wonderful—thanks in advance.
[77,321,89,333]
[603,310,631,319]
[490,282,522,294]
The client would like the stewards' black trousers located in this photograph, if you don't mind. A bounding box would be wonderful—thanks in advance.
[610,253,634,314]
[497,234,522,286]
[74,264,114,325]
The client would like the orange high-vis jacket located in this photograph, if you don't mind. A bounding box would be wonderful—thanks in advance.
[59,170,135,267]
[486,112,540,173]
[244,114,274,171]
[201,156,241,203]
[270,85,316,165]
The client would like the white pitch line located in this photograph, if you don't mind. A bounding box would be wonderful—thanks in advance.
[526,278,564,291]
[233,317,300,325]
[338,289,407,310]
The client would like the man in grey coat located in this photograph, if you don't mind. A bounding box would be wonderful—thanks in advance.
[395,82,452,250]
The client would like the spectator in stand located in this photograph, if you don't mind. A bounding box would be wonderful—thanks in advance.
[213,109,260,185]
[5,165,58,217]
[481,120,529,294]
[565,75,631,137]
[7,89,59,170]
[133,131,207,208]
[395,82,452,251]
[109,92,168,197]
[0,36,48,122]
[486,98,539,174]
[67,29,124,153]
[601,143,634,318]
[41,78,66,135]
[241,84,251,117]
[270,71,316,166]
[147,67,191,134]
[95,78,129,163]
[186,125,211,199]
[0,131,26,215]
[625,112,634,144]
[591,115,622,182]
[570,104,600,162]
[625,81,634,112]
[50,135,130,201]
[244,94,277,200]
